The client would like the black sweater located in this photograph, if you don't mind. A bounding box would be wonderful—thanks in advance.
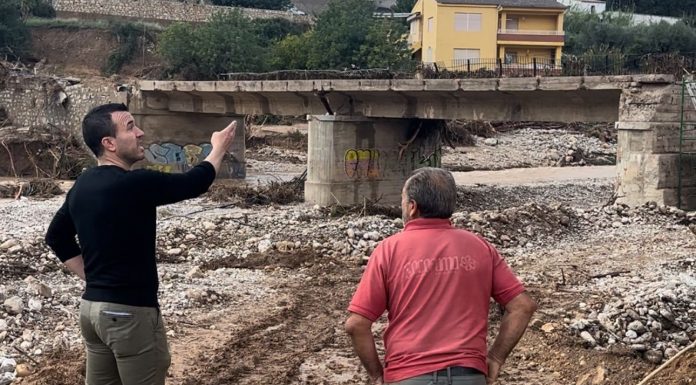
[45,162,216,307]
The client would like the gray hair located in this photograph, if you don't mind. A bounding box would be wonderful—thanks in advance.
[404,167,457,219]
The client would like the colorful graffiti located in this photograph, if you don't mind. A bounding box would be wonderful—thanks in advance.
[144,142,213,170]
[344,149,382,179]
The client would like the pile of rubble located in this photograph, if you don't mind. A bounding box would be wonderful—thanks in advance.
[443,128,617,170]
[567,257,696,364]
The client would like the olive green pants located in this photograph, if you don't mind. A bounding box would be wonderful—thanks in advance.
[79,299,171,385]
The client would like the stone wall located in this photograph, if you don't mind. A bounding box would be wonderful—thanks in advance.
[0,74,126,136]
[51,0,311,24]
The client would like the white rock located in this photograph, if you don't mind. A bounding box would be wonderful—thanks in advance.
[0,240,18,250]
[483,138,498,146]
[184,234,196,241]
[202,221,216,230]
[3,296,23,315]
[20,340,32,350]
[166,248,182,256]
[346,229,355,238]
[258,239,273,253]
[363,231,380,241]
[8,245,22,254]
[0,320,6,332]
[0,372,14,385]
[25,277,52,298]
[0,358,16,373]
[627,320,646,333]
[185,266,204,279]
[28,298,42,312]
[580,331,596,346]
[626,330,638,339]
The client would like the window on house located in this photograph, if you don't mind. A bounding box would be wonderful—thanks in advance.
[453,48,480,63]
[504,52,518,64]
[506,17,519,30]
[454,13,481,32]
[427,17,434,32]
[426,47,433,62]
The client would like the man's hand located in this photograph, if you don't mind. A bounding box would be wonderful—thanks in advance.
[486,356,503,384]
[211,121,237,152]
[205,121,237,175]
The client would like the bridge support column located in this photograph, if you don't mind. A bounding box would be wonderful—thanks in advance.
[616,82,696,209]
[304,115,441,206]
[131,112,246,178]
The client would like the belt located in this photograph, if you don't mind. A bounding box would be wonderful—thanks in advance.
[433,366,483,376]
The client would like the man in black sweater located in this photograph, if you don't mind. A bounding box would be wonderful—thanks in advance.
[45,103,236,385]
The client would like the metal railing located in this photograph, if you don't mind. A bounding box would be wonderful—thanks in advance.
[497,29,564,35]
[217,53,696,81]
[419,53,696,79]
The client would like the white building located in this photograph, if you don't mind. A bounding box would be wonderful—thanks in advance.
[558,0,605,13]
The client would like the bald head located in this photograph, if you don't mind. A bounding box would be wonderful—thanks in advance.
[403,167,457,219]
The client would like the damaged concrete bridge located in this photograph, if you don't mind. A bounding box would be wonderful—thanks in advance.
[131,75,696,209]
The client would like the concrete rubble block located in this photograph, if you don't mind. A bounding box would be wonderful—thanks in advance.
[538,76,583,91]
[497,78,538,91]
[3,296,23,315]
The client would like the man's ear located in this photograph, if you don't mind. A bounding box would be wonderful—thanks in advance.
[409,199,419,218]
[101,136,116,153]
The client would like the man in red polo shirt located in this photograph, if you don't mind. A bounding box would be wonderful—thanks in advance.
[345,168,537,385]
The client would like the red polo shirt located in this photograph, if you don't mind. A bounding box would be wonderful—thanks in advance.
[348,218,525,383]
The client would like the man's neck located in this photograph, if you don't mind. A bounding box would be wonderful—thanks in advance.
[97,155,131,170]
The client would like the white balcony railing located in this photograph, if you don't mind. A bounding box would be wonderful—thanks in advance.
[497,29,565,35]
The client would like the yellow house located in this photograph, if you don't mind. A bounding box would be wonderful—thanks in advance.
[408,0,566,70]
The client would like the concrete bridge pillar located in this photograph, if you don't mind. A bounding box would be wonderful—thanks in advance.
[131,111,246,178]
[616,82,696,209]
[304,115,441,206]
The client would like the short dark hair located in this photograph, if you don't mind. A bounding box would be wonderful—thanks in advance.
[404,167,457,219]
[82,103,128,157]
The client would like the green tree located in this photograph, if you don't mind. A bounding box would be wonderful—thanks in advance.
[267,0,413,70]
[606,0,696,17]
[209,0,291,10]
[392,0,416,13]
[0,0,29,59]
[564,12,637,55]
[158,10,267,79]
[359,19,412,69]
[634,21,696,54]
[305,0,376,69]
[253,17,309,45]
[270,33,310,69]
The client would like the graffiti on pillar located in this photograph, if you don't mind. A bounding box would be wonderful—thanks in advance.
[406,147,442,169]
[344,149,382,179]
[144,142,213,171]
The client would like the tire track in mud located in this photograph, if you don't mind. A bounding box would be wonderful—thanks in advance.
[181,268,360,385]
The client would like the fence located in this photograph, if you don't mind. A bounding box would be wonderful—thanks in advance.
[218,53,696,81]
[421,53,696,79]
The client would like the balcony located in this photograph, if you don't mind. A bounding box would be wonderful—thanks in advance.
[497,29,565,43]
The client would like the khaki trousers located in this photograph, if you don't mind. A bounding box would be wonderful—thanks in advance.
[79,299,171,385]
